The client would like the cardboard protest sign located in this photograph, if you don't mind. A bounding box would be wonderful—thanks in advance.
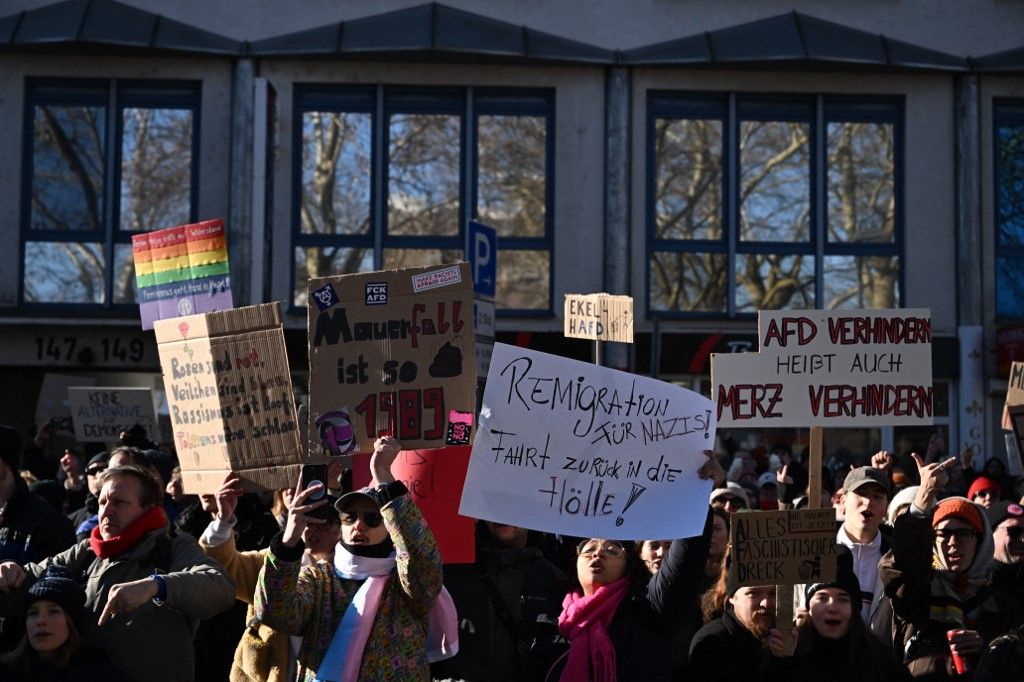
[731,508,837,587]
[307,263,476,456]
[712,309,933,427]
[68,387,157,444]
[1002,362,1024,431]
[352,446,476,564]
[459,343,715,540]
[133,219,232,330]
[36,373,95,436]
[564,293,634,343]
[155,302,303,494]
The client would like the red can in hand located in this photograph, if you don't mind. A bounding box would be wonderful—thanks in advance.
[946,629,972,675]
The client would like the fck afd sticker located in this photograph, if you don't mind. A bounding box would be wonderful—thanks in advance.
[365,282,388,305]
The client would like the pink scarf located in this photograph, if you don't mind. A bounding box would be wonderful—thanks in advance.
[557,578,630,682]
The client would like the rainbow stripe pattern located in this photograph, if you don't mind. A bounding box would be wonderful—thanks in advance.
[132,219,233,330]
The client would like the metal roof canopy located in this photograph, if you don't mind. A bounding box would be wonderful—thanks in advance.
[247,2,614,64]
[621,11,969,72]
[974,46,1024,73]
[0,0,241,55]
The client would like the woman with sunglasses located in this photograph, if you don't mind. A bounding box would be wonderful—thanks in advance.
[255,436,457,681]
[879,453,1023,680]
[547,450,724,682]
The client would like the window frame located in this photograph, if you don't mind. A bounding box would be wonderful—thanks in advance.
[645,91,904,319]
[290,84,555,317]
[18,77,201,312]
[993,98,1024,322]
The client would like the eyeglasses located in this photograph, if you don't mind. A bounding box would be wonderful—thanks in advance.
[577,541,626,558]
[935,528,979,543]
[974,490,998,498]
[86,466,107,477]
[340,511,383,528]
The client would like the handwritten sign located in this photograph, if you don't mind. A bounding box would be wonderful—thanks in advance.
[731,508,837,587]
[308,263,476,456]
[564,293,634,343]
[712,309,933,427]
[133,219,233,330]
[67,387,156,444]
[1002,361,1024,430]
[459,343,715,540]
[155,303,303,494]
[352,446,475,564]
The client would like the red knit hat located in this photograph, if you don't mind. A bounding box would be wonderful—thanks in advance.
[967,476,1000,501]
[932,498,985,534]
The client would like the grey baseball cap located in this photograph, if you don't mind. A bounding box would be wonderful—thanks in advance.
[843,466,890,496]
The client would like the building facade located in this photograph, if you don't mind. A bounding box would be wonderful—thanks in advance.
[1,0,1023,470]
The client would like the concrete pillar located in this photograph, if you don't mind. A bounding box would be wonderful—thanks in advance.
[228,58,256,305]
[604,66,631,370]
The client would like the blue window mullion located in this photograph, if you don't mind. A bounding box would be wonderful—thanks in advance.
[726,93,738,318]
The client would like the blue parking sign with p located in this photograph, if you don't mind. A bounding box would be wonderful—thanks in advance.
[468,220,497,300]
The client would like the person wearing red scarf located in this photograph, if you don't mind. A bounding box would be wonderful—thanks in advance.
[0,463,235,682]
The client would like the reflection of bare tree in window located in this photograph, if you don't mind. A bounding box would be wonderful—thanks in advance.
[651,118,726,311]
[825,122,896,308]
[24,242,104,303]
[300,112,373,282]
[31,105,105,232]
[478,115,548,307]
[388,114,460,239]
[996,124,1024,317]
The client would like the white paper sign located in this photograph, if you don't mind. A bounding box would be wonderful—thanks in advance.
[712,309,933,428]
[459,343,716,540]
[68,387,157,444]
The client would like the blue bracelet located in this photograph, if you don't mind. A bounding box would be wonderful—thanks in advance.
[150,574,167,606]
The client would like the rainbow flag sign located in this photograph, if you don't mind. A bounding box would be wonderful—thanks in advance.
[132,219,233,330]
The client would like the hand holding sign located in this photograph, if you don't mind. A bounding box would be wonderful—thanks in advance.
[698,450,725,488]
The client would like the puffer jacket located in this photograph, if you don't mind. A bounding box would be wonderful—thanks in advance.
[25,528,237,682]
[255,491,442,682]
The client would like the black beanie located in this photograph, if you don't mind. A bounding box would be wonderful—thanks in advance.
[0,425,21,472]
[26,565,87,633]
[805,545,861,608]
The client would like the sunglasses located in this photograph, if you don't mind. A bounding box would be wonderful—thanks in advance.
[86,466,107,477]
[577,541,626,558]
[1003,526,1024,541]
[935,528,978,543]
[340,511,383,528]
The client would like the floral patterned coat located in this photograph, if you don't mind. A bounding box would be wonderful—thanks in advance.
[254,493,442,681]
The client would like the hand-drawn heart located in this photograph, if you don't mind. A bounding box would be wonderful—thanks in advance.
[178,322,189,339]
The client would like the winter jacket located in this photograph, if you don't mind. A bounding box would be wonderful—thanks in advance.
[0,478,76,649]
[431,533,565,681]
[990,560,1024,623]
[973,625,1024,682]
[763,625,909,682]
[23,528,237,682]
[689,609,769,681]
[199,526,293,682]
[878,507,1023,681]
[550,509,713,682]
[254,491,443,682]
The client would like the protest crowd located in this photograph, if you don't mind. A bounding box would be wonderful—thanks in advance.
[0,415,1020,682]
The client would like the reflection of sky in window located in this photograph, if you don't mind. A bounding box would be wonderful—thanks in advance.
[24,241,105,303]
[823,255,898,310]
[301,112,371,236]
[740,121,809,243]
[997,125,1024,247]
[119,108,192,232]
[293,246,373,306]
[655,118,722,241]
[387,113,459,237]
[827,122,894,243]
[31,105,106,232]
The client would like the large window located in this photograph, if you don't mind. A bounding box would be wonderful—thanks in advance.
[293,86,553,314]
[21,80,199,307]
[648,93,902,317]
[995,101,1024,320]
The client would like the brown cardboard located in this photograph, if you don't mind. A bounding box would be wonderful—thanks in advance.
[308,263,476,455]
[730,508,837,587]
[563,293,634,342]
[155,302,304,494]
[1003,361,1024,430]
